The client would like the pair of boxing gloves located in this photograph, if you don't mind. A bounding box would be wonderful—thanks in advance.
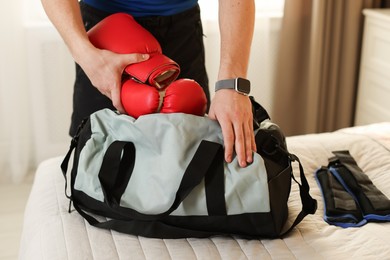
[87,13,207,118]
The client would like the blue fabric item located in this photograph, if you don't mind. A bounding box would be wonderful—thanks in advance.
[315,150,390,228]
[82,0,198,17]
[324,214,367,228]
[364,214,390,221]
[329,166,390,223]
[314,167,366,228]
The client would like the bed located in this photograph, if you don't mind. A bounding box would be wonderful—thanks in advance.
[19,122,390,259]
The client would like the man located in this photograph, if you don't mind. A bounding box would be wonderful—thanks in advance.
[41,0,256,167]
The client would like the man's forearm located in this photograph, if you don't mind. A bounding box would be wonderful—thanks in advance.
[218,0,255,81]
[41,0,94,63]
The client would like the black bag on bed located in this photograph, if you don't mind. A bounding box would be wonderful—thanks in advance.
[61,99,317,239]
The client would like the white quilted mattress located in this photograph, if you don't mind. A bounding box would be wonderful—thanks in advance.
[19,123,390,259]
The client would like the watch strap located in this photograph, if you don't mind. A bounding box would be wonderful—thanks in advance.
[215,79,235,92]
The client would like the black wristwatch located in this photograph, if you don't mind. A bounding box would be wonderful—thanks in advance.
[215,77,251,96]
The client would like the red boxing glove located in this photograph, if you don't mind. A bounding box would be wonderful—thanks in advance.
[121,79,207,118]
[121,80,160,119]
[160,79,207,116]
[87,13,180,89]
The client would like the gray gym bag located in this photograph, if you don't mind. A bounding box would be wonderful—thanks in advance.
[61,100,316,239]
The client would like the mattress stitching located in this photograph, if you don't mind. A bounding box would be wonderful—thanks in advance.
[162,239,173,259]
[281,237,298,259]
[262,240,271,258]
[185,238,198,259]
[84,218,97,259]
[55,172,70,260]
[294,227,323,259]
[257,239,272,259]
[209,237,223,259]
[137,236,147,259]
[231,236,249,259]
[109,229,121,259]
[261,238,296,259]
[187,237,222,260]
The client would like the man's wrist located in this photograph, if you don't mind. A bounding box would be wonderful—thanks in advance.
[215,77,251,95]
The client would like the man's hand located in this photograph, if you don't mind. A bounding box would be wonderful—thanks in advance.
[208,89,256,167]
[78,47,149,113]
[40,0,148,113]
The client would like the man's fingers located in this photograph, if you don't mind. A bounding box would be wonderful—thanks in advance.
[123,53,149,66]
[111,84,125,114]
[232,122,247,167]
[234,117,257,168]
[208,90,255,168]
[219,119,235,163]
[221,119,251,168]
[244,119,255,164]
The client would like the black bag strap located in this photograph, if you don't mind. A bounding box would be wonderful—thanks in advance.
[255,130,317,237]
[61,118,88,201]
[250,96,270,130]
[60,139,76,200]
[173,140,226,216]
[204,145,227,216]
[98,141,136,204]
[280,153,317,236]
[74,139,225,226]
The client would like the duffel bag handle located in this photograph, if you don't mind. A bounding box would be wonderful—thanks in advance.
[281,153,317,236]
[98,141,136,204]
[74,139,226,225]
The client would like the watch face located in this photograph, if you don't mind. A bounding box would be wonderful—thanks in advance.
[236,78,251,94]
